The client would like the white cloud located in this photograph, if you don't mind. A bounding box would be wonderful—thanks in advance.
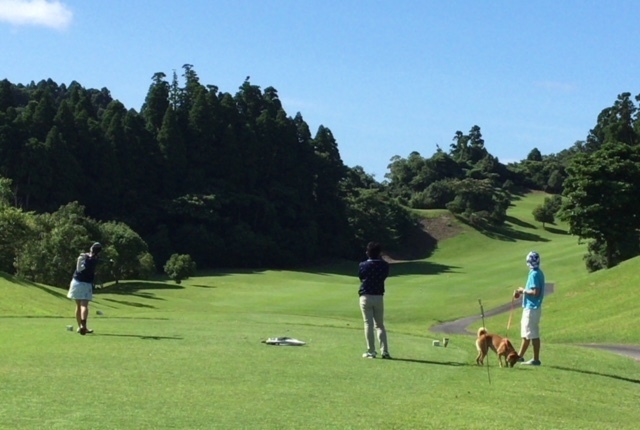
[0,0,72,30]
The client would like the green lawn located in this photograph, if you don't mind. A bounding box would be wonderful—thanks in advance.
[1,191,639,429]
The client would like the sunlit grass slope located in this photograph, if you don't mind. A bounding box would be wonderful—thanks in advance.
[544,256,640,344]
[1,191,639,429]
[391,190,588,333]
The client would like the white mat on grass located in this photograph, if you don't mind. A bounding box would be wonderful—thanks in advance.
[262,337,306,346]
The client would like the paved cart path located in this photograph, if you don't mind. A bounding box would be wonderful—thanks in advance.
[430,283,640,361]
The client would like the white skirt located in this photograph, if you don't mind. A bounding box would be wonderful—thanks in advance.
[67,279,93,301]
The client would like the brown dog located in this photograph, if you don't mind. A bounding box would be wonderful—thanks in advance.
[475,327,520,368]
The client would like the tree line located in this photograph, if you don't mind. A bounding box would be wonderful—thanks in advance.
[0,66,420,286]
[1,66,639,286]
[381,92,640,272]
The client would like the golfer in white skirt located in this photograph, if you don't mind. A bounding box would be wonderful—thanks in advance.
[68,242,103,335]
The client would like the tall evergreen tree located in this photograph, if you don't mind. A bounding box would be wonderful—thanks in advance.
[157,105,187,197]
[0,79,16,111]
[185,85,215,191]
[586,92,638,152]
[122,109,163,220]
[0,108,22,194]
[17,138,51,210]
[101,101,128,198]
[141,72,170,136]
[312,125,349,255]
[44,126,83,210]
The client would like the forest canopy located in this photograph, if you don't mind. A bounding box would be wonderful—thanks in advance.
[1,67,639,285]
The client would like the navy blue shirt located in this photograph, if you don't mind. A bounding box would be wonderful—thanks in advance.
[73,253,100,283]
[358,258,389,296]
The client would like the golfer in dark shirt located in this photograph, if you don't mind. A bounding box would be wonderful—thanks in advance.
[67,242,102,335]
[358,241,391,359]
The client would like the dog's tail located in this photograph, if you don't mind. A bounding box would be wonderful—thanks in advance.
[477,327,487,337]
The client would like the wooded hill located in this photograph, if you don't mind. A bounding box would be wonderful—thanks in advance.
[1,65,639,286]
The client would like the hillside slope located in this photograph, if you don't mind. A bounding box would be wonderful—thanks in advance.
[2,191,636,347]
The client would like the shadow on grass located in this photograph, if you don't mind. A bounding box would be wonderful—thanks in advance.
[97,333,183,341]
[295,259,458,277]
[147,260,456,279]
[99,316,170,320]
[0,271,32,285]
[33,283,68,299]
[548,365,640,385]
[100,280,184,294]
[508,188,529,201]
[457,216,549,243]
[545,226,569,235]
[0,272,69,299]
[391,357,470,367]
[102,298,156,309]
[95,281,184,302]
[0,315,67,319]
[385,223,438,261]
[0,312,170,321]
[389,260,460,277]
[192,284,217,288]
[505,215,536,229]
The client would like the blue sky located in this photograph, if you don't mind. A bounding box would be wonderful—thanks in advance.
[2,1,640,179]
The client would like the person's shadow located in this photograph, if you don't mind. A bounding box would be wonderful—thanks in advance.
[387,357,470,367]
[96,333,183,340]
[547,365,640,385]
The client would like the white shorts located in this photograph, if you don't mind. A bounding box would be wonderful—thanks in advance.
[67,279,93,301]
[521,308,541,339]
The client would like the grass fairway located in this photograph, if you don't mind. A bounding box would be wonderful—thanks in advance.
[1,192,640,429]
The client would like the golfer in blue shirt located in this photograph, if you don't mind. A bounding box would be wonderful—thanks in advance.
[516,251,545,365]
